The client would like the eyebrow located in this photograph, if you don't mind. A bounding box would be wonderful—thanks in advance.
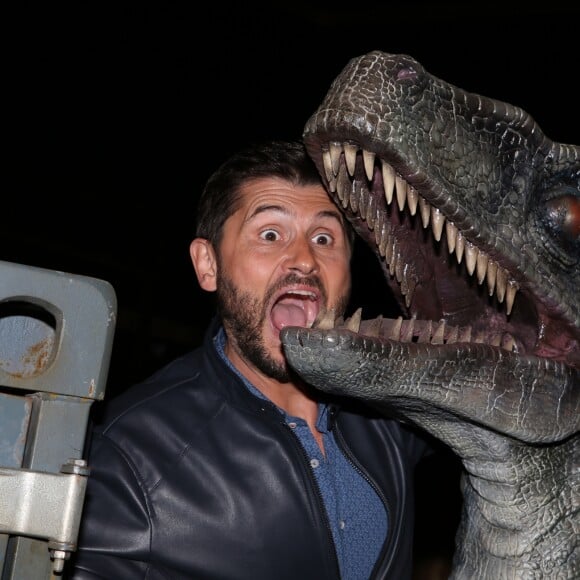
[248,204,346,227]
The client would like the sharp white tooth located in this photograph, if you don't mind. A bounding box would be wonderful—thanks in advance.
[378,242,386,257]
[464,242,478,276]
[404,276,416,308]
[431,207,445,242]
[496,267,508,303]
[328,175,337,192]
[322,149,333,182]
[418,320,432,343]
[395,175,407,211]
[389,249,397,276]
[366,316,383,337]
[345,308,362,332]
[350,179,361,212]
[395,253,404,282]
[363,149,375,181]
[407,185,419,215]
[385,235,395,264]
[476,251,489,285]
[401,317,415,342]
[455,232,465,264]
[366,194,377,227]
[329,142,342,175]
[505,281,518,315]
[446,221,458,254]
[336,164,350,207]
[379,225,389,257]
[344,143,357,176]
[382,162,395,204]
[389,316,403,340]
[358,187,369,217]
[431,321,445,344]
[418,197,431,228]
[446,325,459,344]
[374,214,384,245]
[315,308,336,329]
[400,264,409,295]
[335,175,344,203]
[486,260,498,296]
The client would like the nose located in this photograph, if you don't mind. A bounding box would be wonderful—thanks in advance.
[287,237,318,275]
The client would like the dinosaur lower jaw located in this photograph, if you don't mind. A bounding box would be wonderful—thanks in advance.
[280,323,579,443]
[316,307,522,352]
[314,304,580,371]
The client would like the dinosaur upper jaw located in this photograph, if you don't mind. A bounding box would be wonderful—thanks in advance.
[306,139,580,372]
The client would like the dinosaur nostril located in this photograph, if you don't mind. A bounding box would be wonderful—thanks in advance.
[396,66,417,80]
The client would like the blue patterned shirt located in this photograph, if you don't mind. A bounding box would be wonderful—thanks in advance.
[215,327,387,579]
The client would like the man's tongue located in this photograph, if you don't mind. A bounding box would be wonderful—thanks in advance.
[271,301,308,330]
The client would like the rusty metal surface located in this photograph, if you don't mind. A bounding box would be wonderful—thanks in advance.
[0,316,55,379]
[0,260,117,400]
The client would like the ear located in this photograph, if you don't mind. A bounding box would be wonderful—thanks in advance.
[190,238,218,292]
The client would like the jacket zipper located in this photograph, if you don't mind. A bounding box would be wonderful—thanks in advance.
[260,401,342,579]
[331,408,406,579]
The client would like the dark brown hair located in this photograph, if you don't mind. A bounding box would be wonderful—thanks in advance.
[195,140,354,248]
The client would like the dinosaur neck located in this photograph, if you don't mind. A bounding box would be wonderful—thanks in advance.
[447,434,579,579]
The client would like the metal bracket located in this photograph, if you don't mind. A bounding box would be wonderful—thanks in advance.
[0,459,89,574]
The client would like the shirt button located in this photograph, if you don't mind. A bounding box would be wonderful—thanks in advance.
[288,422,297,429]
[339,520,346,530]
[310,458,320,468]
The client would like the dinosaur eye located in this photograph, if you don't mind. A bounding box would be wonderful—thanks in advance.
[545,195,580,243]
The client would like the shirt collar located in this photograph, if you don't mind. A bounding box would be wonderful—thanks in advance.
[213,324,331,432]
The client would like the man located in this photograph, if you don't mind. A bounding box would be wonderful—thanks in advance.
[70,140,431,579]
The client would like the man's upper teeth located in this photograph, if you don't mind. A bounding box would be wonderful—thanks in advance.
[288,290,316,298]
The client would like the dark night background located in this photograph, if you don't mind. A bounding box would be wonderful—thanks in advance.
[7,2,579,576]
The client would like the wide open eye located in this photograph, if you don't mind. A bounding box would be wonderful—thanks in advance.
[260,229,281,242]
[312,233,333,246]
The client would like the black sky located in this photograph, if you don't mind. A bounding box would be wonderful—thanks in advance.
[8,2,579,386]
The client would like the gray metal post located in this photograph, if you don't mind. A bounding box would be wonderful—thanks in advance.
[0,260,116,578]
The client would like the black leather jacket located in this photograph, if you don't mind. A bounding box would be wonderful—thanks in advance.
[70,317,430,579]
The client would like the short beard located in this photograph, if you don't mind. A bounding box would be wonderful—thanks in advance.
[215,267,349,384]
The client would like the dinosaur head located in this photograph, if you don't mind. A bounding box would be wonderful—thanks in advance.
[280,51,580,444]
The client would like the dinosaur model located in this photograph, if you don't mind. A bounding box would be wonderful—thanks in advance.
[280,51,579,578]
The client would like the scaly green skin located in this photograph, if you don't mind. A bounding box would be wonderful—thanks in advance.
[280,51,579,578]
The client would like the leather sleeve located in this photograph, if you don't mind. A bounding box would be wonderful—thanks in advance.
[68,432,158,579]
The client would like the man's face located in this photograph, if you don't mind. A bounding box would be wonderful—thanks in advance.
[216,177,352,382]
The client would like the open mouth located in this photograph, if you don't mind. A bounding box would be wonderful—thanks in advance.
[309,140,580,370]
[271,288,321,331]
